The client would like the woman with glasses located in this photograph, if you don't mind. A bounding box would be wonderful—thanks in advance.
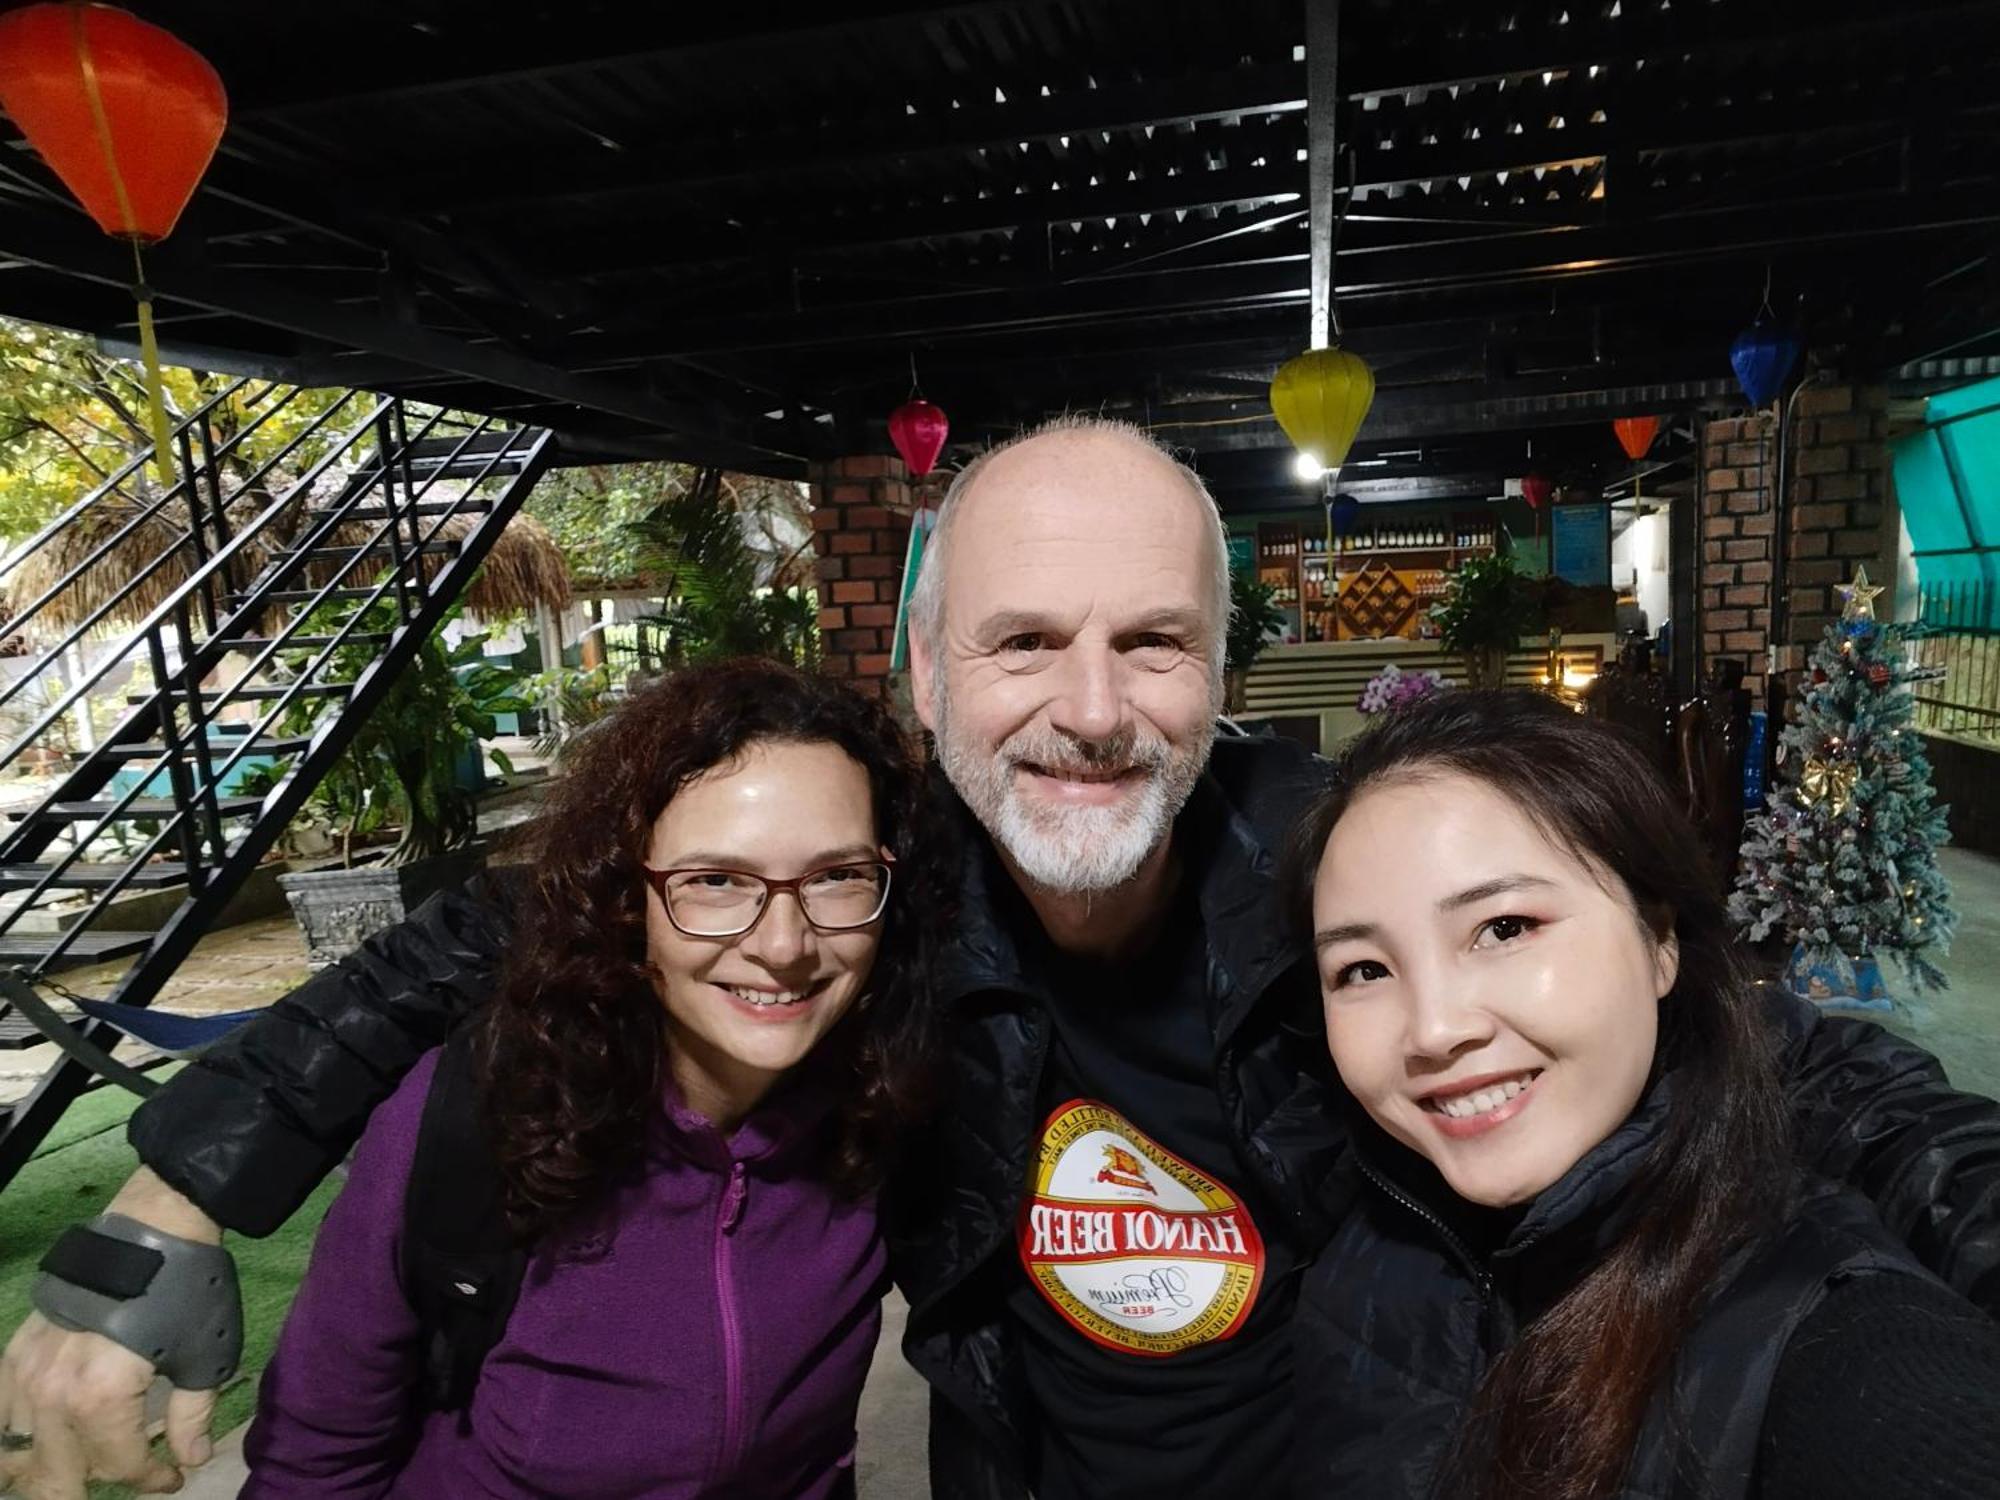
[242,658,943,1499]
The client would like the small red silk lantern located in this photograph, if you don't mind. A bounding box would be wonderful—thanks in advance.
[0,4,228,476]
[1519,471,1554,544]
[888,398,949,477]
[1612,416,1661,461]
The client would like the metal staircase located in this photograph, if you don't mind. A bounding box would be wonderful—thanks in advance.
[0,382,553,1188]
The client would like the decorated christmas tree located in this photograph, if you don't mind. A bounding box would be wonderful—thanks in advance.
[1730,567,1956,1003]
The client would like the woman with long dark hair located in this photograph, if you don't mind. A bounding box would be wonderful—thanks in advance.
[1293,688,2000,1499]
[242,658,943,1498]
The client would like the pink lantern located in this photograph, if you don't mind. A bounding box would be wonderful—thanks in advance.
[1520,473,1553,511]
[888,398,949,477]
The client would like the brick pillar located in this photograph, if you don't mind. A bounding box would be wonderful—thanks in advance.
[1773,383,1896,671]
[809,454,914,699]
[1698,382,1897,704]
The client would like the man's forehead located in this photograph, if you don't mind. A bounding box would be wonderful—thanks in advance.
[955,435,1205,547]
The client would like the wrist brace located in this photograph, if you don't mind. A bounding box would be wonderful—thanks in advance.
[32,1213,241,1389]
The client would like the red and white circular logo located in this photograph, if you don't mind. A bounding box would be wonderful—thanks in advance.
[1016,1099,1266,1357]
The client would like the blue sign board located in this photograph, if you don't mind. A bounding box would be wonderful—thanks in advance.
[1551,503,1611,587]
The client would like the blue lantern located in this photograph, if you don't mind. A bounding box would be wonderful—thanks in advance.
[1329,492,1362,538]
[1730,317,1803,409]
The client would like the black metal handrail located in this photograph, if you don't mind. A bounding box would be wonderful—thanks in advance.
[0,402,556,1187]
[0,386,360,714]
[0,406,545,970]
[0,394,394,766]
[0,376,263,592]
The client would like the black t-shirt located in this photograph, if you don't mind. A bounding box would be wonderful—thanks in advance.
[1005,875,1304,1499]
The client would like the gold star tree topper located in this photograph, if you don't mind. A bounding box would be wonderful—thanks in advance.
[1837,565,1884,623]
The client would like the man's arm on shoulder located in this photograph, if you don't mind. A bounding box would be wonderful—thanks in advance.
[1771,986,2000,1313]
[129,869,521,1237]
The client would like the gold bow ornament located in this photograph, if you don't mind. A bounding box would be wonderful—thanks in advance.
[1797,756,1860,816]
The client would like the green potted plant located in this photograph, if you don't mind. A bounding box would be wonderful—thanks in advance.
[268,601,529,965]
[1430,550,1539,689]
[1224,572,1288,715]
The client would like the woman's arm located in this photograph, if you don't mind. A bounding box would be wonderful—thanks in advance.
[239,1049,445,1499]
[1757,1272,2000,1498]
[1769,989,2000,1314]
[129,872,521,1236]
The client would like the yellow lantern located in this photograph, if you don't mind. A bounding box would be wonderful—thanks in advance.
[1270,346,1376,475]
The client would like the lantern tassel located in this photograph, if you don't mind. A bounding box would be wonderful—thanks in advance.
[130,243,175,486]
[72,5,177,486]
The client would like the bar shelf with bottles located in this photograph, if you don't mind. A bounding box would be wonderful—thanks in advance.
[1255,520,1306,638]
[1324,513,1500,642]
[1248,509,1502,643]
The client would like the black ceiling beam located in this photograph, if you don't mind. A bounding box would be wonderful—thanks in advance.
[370,61,1308,214]
[580,189,1981,360]
[0,206,805,467]
[554,155,1309,275]
[225,1,1051,118]
[1330,190,1999,297]
[1350,79,1996,200]
[1340,0,1998,97]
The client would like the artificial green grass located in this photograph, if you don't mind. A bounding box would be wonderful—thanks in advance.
[0,1071,340,1496]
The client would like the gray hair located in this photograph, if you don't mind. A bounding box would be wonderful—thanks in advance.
[905,414,1231,691]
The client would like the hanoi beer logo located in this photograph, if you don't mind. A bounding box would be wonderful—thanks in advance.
[1017,1099,1265,1357]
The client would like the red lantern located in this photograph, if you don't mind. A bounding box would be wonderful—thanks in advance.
[1520,473,1553,511]
[0,5,227,479]
[888,398,949,477]
[1613,416,1661,461]
[0,5,227,242]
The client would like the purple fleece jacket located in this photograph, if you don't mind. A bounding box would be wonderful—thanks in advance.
[243,1048,885,1498]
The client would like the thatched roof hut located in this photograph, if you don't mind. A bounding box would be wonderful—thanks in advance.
[0,495,222,645]
[2,502,571,644]
[305,509,572,619]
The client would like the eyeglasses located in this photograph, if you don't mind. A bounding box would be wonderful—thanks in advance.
[641,857,895,938]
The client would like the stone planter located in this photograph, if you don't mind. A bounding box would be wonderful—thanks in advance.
[279,846,487,969]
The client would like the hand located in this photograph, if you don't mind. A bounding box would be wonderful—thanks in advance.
[0,1170,222,1498]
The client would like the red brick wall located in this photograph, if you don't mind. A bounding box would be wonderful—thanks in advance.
[1698,382,1897,701]
[809,454,914,699]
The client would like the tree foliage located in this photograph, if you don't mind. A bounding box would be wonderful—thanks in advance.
[0,316,356,544]
[528,460,818,670]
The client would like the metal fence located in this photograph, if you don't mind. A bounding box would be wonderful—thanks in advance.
[1911,579,2000,742]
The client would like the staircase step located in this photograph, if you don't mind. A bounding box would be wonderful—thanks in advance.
[93,734,311,761]
[127,683,347,705]
[209,684,349,701]
[13,797,261,822]
[0,930,154,963]
[0,1009,47,1050]
[213,636,396,664]
[225,588,380,606]
[289,542,458,564]
[319,500,494,522]
[0,862,193,890]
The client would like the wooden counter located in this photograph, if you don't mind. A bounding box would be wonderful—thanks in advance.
[1239,634,1615,753]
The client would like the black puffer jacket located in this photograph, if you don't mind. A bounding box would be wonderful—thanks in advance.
[131,736,2000,1492]
[887,736,1342,1497]
[1298,1081,1927,1498]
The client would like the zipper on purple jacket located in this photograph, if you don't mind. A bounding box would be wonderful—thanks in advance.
[713,1160,750,1483]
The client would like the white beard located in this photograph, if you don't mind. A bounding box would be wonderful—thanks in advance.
[933,678,1212,895]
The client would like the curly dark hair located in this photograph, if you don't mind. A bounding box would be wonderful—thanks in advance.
[474,658,946,1237]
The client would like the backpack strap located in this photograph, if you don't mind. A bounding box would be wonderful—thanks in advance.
[402,1024,527,1411]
